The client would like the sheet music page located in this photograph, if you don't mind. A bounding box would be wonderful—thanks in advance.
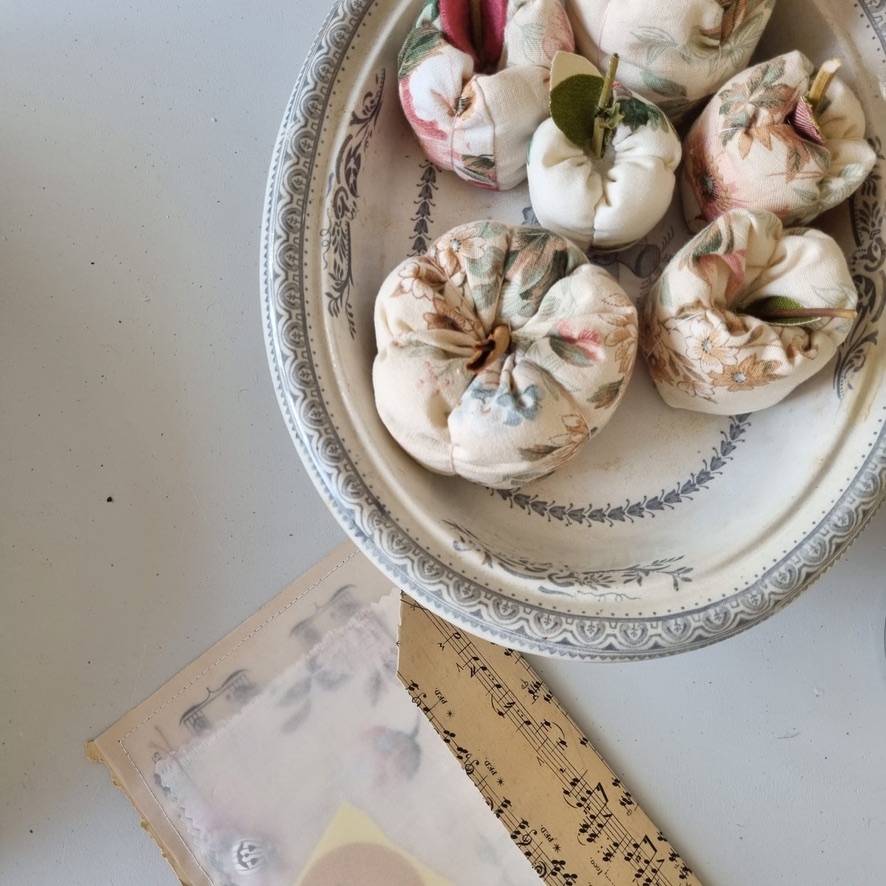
[398,595,701,886]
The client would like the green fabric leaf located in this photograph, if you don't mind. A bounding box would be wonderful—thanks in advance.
[461,154,497,186]
[691,227,723,260]
[463,154,495,170]
[518,443,561,462]
[618,96,668,133]
[550,73,603,149]
[633,26,676,65]
[744,296,820,326]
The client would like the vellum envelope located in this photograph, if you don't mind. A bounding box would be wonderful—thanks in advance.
[88,542,533,886]
[88,543,383,885]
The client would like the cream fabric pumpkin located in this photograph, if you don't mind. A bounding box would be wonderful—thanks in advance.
[566,0,774,123]
[641,209,858,415]
[374,221,638,488]
[397,0,574,190]
[526,55,682,251]
[681,51,877,231]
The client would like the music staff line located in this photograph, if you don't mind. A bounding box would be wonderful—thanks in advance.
[406,670,684,886]
[404,602,694,886]
[404,679,583,886]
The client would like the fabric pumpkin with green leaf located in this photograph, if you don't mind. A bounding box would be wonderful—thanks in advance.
[640,208,858,414]
[398,0,574,190]
[680,51,877,230]
[526,52,681,252]
[374,221,638,488]
[566,0,774,123]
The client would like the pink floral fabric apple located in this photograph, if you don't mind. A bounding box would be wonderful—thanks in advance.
[397,0,574,190]
[641,208,858,414]
[681,51,877,230]
[373,221,638,488]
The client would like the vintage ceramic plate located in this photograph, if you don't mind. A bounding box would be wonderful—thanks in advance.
[262,0,885,659]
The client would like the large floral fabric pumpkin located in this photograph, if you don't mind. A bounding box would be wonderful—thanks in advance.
[397,0,574,190]
[681,51,877,230]
[565,0,774,123]
[640,209,858,415]
[373,221,638,488]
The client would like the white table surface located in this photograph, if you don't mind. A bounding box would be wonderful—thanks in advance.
[2,2,884,885]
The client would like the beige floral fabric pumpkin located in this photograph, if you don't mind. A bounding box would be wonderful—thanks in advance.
[641,209,858,414]
[398,0,575,190]
[565,0,774,123]
[681,51,877,231]
[374,221,638,488]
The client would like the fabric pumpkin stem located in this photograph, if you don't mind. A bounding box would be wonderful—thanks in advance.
[466,324,511,373]
[591,53,619,158]
[806,58,841,114]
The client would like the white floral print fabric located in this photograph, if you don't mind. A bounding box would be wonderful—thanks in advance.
[374,221,638,488]
[681,51,877,231]
[398,0,574,190]
[566,0,774,123]
[527,71,682,251]
[641,208,858,414]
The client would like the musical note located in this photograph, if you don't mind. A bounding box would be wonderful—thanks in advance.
[564,776,607,813]
[437,629,463,651]
[601,831,623,862]
[456,653,486,679]
[523,678,555,705]
[493,797,512,819]
[619,790,638,815]
[509,818,531,843]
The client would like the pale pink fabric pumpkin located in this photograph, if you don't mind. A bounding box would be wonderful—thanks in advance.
[398,0,574,190]
[681,51,877,230]
[566,0,775,123]
[641,209,858,415]
[374,221,638,488]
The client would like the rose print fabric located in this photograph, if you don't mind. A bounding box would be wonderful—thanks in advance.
[374,221,638,488]
[566,0,774,123]
[398,0,574,190]
[681,51,877,230]
[527,64,682,251]
[641,208,857,414]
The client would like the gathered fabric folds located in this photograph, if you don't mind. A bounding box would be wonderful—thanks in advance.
[374,221,638,488]
[566,0,775,123]
[681,50,877,230]
[398,0,575,190]
[527,76,682,251]
[640,208,858,415]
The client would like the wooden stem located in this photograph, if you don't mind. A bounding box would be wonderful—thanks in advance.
[469,0,483,66]
[806,58,841,115]
[465,324,510,373]
[591,53,619,158]
[600,53,619,110]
